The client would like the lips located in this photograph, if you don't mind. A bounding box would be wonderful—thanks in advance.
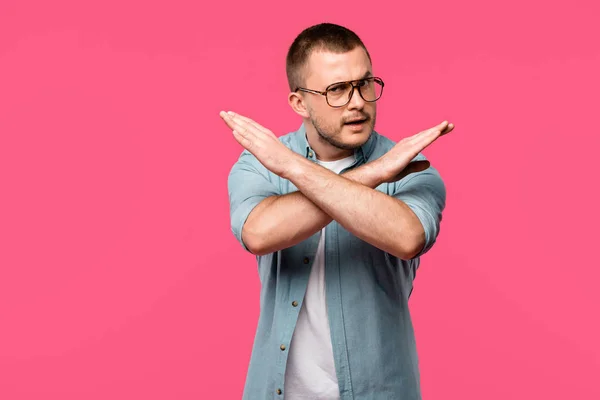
[345,118,367,125]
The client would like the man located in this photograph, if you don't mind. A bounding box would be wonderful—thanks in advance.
[221,22,453,400]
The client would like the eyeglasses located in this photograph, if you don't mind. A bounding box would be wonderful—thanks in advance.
[295,76,384,108]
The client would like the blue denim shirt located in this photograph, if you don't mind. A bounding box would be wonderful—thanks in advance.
[227,123,446,400]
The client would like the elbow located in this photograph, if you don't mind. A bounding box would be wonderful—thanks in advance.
[241,227,270,256]
[404,221,427,259]
[242,234,263,256]
[394,231,426,260]
[403,241,425,260]
[407,231,427,259]
[246,243,269,257]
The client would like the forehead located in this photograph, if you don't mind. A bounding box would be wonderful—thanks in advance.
[304,47,372,89]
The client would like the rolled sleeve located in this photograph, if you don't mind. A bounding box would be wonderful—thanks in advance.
[228,150,281,251]
[392,154,446,258]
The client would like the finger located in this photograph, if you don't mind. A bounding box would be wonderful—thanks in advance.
[219,110,251,133]
[425,120,450,137]
[227,111,263,131]
[228,111,277,139]
[226,111,274,141]
[412,120,453,148]
[440,122,454,136]
[220,111,256,138]
[232,129,254,150]
[406,121,448,143]
[220,110,242,131]
[425,121,453,139]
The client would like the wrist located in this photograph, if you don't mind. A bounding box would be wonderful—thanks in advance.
[282,153,312,181]
[357,159,387,188]
[339,160,382,188]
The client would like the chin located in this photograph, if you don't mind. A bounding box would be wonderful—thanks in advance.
[343,126,371,139]
[338,131,371,149]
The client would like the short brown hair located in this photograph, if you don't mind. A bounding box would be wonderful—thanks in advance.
[286,23,372,92]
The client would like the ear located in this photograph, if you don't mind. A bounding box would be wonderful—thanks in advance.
[288,91,310,118]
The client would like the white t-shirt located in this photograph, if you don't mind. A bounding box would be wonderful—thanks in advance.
[284,154,357,400]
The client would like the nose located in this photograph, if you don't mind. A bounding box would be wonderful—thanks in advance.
[347,85,365,110]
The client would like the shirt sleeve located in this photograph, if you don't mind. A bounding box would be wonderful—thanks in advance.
[227,149,281,252]
[391,153,447,259]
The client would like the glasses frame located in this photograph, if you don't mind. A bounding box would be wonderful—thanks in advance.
[294,76,385,108]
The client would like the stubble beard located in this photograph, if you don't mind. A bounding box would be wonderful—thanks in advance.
[309,110,377,151]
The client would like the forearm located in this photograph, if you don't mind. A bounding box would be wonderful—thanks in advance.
[242,161,382,255]
[287,158,425,260]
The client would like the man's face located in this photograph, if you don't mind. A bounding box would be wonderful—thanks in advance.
[302,47,377,151]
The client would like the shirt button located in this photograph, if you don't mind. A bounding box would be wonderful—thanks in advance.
[308,151,314,158]
[303,257,310,264]
[276,388,282,395]
[280,344,286,351]
[292,300,298,307]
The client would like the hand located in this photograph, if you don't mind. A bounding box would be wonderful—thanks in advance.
[378,121,454,183]
[220,111,302,178]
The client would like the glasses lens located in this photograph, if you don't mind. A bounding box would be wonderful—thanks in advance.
[326,78,384,107]
[359,78,383,102]
[326,82,353,107]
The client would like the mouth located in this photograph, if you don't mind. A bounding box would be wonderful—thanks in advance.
[344,117,368,126]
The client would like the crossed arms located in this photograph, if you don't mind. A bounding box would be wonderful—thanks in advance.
[223,112,451,260]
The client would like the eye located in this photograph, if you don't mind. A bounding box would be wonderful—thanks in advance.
[329,84,345,93]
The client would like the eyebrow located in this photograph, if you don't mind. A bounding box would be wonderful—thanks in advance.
[328,71,373,87]
[344,71,373,82]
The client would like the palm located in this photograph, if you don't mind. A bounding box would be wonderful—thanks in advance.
[382,121,454,182]
[220,111,298,177]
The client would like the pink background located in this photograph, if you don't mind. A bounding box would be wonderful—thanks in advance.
[1,0,599,399]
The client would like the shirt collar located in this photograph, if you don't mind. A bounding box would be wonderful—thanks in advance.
[293,122,377,163]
